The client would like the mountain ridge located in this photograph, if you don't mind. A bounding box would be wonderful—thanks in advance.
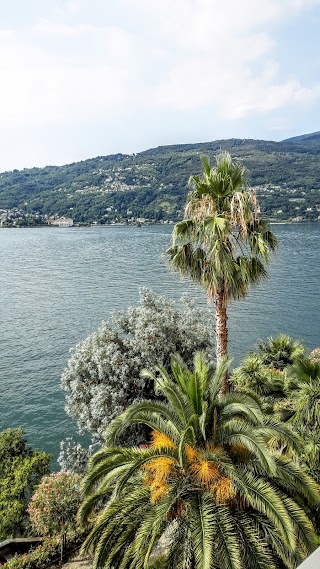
[1,132,320,224]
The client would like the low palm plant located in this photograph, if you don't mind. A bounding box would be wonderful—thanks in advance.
[79,354,319,569]
[258,335,305,370]
[231,353,287,399]
[287,357,320,477]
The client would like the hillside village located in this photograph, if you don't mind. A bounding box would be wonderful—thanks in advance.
[1,135,320,226]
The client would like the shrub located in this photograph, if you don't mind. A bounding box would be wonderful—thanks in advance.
[61,288,213,445]
[28,472,82,538]
[310,347,320,364]
[0,428,50,539]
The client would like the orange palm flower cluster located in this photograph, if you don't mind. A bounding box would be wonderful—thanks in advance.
[149,430,177,450]
[142,432,235,505]
[143,456,176,504]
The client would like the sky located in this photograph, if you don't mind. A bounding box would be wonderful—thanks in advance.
[0,0,320,171]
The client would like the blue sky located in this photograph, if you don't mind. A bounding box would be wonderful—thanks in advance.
[0,0,320,171]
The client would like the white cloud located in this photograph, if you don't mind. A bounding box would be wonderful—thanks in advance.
[1,0,319,128]
[0,24,141,128]
[124,0,320,118]
[0,0,319,169]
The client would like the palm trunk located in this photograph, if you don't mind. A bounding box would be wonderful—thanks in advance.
[214,289,229,392]
[214,289,228,360]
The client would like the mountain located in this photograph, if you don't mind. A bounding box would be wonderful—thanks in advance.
[282,131,320,144]
[1,133,320,224]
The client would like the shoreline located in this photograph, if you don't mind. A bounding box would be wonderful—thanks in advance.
[1,219,319,229]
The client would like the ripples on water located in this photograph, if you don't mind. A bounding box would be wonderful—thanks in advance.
[0,224,319,461]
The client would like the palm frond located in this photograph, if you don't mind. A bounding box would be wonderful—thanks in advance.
[215,506,242,569]
[189,494,216,569]
[235,471,295,550]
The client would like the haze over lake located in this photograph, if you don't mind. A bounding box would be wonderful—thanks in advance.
[1,223,319,462]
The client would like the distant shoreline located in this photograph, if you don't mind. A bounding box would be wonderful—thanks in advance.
[1,219,319,229]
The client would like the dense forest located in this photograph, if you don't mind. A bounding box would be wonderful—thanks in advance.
[1,132,320,224]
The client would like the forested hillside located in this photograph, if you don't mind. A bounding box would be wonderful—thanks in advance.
[1,134,320,224]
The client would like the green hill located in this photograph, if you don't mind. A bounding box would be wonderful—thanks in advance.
[282,131,320,144]
[1,134,320,224]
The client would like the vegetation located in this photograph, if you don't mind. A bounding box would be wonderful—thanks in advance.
[167,153,277,368]
[27,472,82,563]
[79,353,319,569]
[1,134,320,224]
[0,535,85,569]
[1,143,319,567]
[0,428,50,540]
[58,438,93,475]
[288,356,320,486]
[28,472,82,538]
[258,335,305,370]
[60,288,213,452]
[232,337,320,507]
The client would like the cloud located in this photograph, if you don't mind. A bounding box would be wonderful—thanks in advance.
[0,23,141,129]
[0,0,319,169]
[123,0,320,118]
[1,0,319,128]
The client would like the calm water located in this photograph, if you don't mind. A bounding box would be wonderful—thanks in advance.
[0,224,319,462]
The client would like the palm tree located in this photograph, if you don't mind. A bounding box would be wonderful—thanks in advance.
[167,153,277,368]
[79,353,319,569]
[287,357,320,474]
[231,353,288,416]
[289,357,320,422]
[258,335,305,370]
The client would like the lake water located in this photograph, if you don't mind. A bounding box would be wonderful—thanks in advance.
[0,223,319,462]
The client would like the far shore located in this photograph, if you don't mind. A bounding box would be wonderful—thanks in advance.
[1,219,319,229]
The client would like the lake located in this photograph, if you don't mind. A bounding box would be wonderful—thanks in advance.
[0,223,319,462]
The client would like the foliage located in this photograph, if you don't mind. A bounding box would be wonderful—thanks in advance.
[57,438,94,474]
[231,339,320,502]
[61,288,213,444]
[0,428,50,540]
[258,335,305,370]
[310,348,320,364]
[287,355,320,483]
[167,153,277,362]
[231,335,306,418]
[231,353,288,415]
[1,136,320,223]
[79,353,319,569]
[0,534,84,569]
[28,472,82,538]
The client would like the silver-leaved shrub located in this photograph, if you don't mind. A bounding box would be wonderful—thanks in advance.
[60,288,213,446]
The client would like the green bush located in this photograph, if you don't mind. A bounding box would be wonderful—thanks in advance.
[0,428,51,539]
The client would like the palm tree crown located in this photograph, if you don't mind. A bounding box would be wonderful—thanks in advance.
[287,356,320,483]
[79,353,319,569]
[167,153,277,363]
[258,335,305,370]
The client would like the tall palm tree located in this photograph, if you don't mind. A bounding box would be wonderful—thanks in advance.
[79,353,319,569]
[167,153,277,368]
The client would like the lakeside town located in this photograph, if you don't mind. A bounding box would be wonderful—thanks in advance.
[0,209,176,227]
[1,207,319,228]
